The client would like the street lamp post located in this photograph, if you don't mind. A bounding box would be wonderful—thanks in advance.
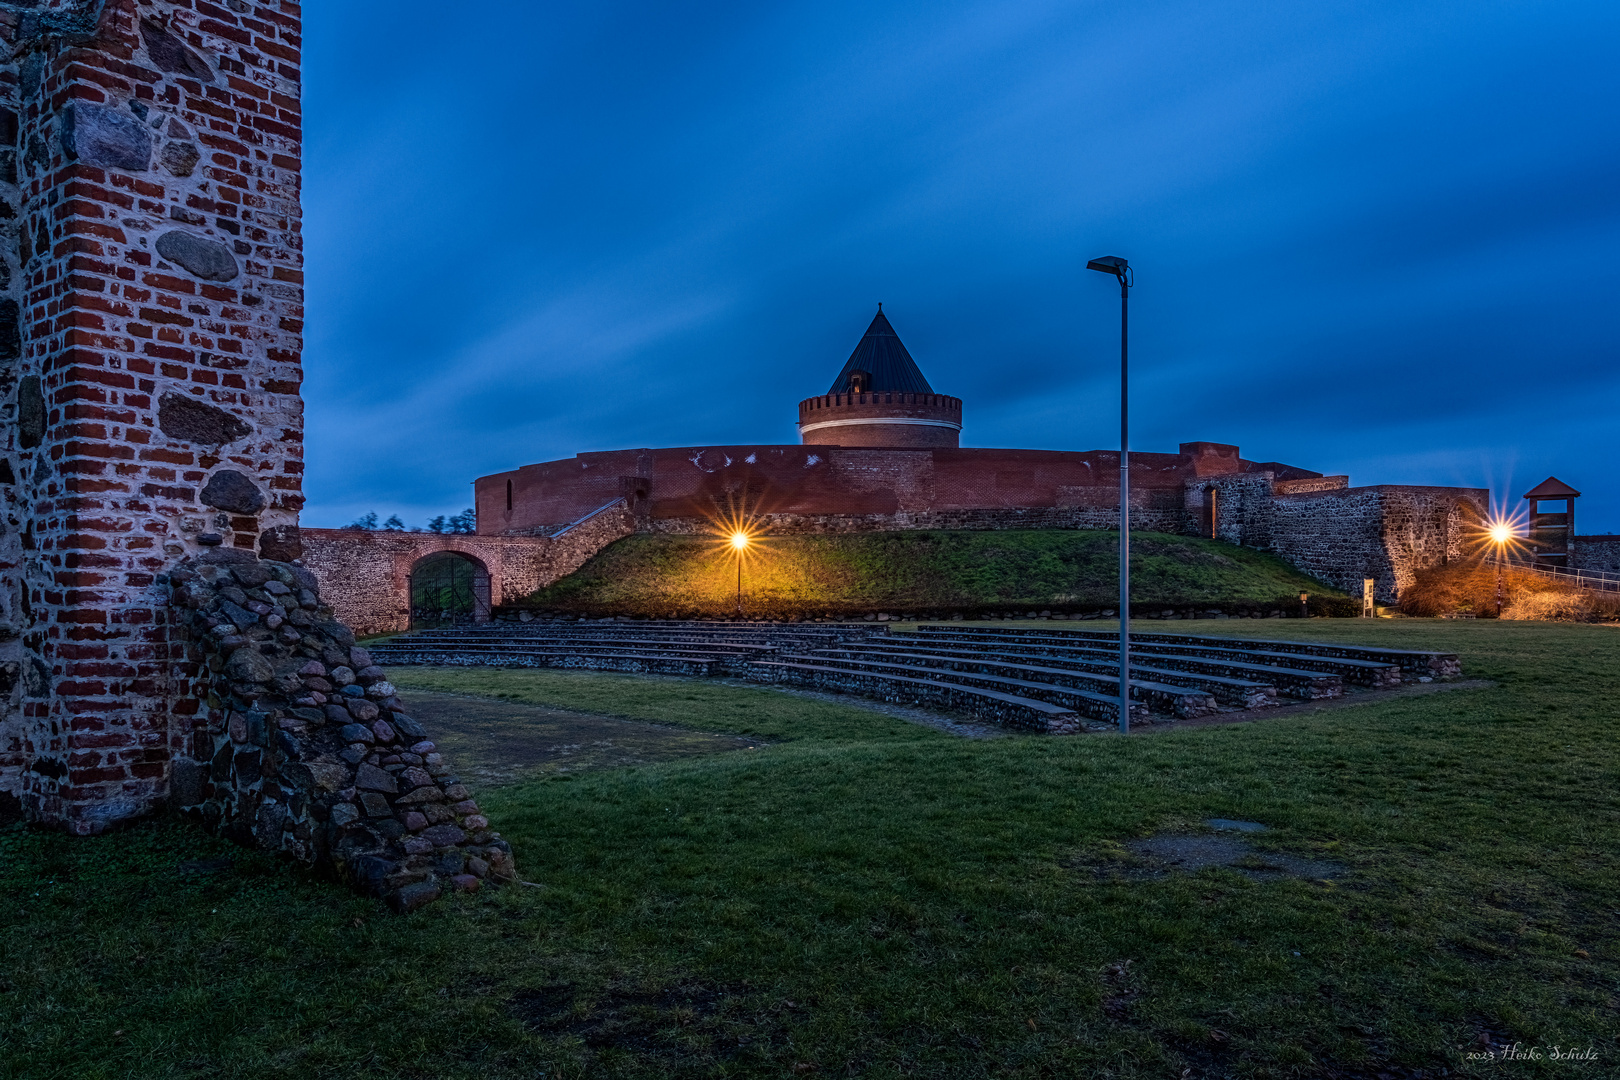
[730,531,749,617]
[1087,255,1132,734]
[1489,522,1512,616]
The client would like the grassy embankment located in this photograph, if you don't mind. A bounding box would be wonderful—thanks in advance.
[520,529,1347,618]
[2,620,1616,1078]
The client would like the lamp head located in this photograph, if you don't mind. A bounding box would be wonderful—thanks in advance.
[730,531,750,551]
[1086,255,1129,276]
[1488,523,1513,545]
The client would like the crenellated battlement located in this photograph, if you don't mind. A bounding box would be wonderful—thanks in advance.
[798,392,962,412]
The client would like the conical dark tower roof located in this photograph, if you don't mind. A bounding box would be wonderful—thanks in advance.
[827,307,935,395]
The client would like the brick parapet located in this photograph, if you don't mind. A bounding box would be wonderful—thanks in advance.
[643,506,1192,536]
[0,1,305,832]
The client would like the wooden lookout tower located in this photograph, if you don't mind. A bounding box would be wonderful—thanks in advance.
[1523,476,1581,568]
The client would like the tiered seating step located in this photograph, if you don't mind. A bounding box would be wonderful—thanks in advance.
[803,647,1218,718]
[761,652,1154,724]
[846,640,1278,709]
[903,631,1344,699]
[915,626,1456,683]
[368,619,1446,735]
[748,660,1096,734]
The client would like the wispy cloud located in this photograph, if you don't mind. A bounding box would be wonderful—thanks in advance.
[299,0,1620,530]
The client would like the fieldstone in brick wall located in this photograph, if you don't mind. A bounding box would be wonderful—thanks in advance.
[154,229,240,282]
[260,525,303,563]
[158,392,253,445]
[139,18,216,83]
[15,374,43,448]
[0,298,19,360]
[60,102,151,172]
[158,139,200,177]
[202,470,267,515]
[166,554,516,912]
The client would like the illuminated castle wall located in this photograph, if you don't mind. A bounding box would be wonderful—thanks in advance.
[475,309,1488,601]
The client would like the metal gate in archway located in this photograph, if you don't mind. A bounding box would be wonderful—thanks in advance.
[407,551,491,629]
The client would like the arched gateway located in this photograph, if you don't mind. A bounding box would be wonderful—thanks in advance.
[298,500,636,636]
[409,551,493,627]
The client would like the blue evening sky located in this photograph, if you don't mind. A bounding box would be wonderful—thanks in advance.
[301,1,1619,532]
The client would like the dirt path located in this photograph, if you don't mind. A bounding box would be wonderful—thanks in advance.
[397,690,761,790]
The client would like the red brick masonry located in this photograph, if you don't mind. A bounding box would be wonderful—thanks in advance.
[472,440,1489,604]
[0,1,304,832]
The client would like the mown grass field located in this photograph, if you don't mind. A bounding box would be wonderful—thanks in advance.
[521,530,1345,618]
[2,620,1617,1078]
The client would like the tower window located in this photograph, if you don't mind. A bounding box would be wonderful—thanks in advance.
[848,370,870,394]
[506,479,513,511]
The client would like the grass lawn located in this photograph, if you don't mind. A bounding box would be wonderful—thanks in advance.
[520,530,1346,618]
[2,620,1617,1078]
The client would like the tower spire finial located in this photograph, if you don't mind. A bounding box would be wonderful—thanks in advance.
[877,301,882,313]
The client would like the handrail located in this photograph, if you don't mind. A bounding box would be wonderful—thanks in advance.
[551,498,628,538]
[1522,563,1620,593]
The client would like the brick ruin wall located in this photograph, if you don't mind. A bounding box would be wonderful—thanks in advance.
[0,0,308,832]
[0,1,521,908]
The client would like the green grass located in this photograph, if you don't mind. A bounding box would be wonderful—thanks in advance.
[2,621,1617,1078]
[522,529,1344,617]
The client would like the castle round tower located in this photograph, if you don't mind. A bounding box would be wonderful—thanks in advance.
[796,307,963,448]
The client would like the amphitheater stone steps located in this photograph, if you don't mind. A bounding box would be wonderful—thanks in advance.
[899,632,1345,699]
[748,660,1095,734]
[803,647,1217,718]
[843,641,1279,708]
[367,620,1459,733]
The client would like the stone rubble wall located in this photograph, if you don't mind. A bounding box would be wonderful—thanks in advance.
[0,1,307,832]
[166,550,515,913]
[1572,536,1620,574]
[299,500,636,636]
[1262,484,1486,601]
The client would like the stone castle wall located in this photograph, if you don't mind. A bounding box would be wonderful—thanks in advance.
[1573,536,1620,574]
[300,500,636,635]
[475,442,1313,538]
[0,0,307,832]
[471,442,1490,606]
